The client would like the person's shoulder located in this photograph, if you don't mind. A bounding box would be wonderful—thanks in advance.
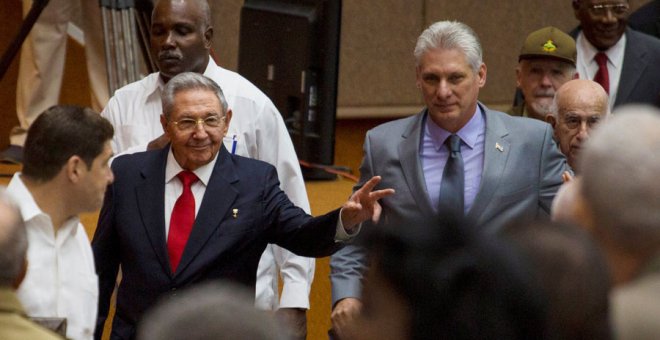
[207,63,268,101]
[230,153,275,171]
[626,28,660,50]
[112,73,160,97]
[486,107,550,134]
[111,149,163,173]
[368,113,422,136]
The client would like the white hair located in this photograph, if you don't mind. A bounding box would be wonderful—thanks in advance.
[414,21,483,72]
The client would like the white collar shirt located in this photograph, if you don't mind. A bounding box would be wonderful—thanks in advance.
[164,148,217,236]
[576,31,626,111]
[7,173,98,340]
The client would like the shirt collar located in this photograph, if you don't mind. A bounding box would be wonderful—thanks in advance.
[147,58,217,99]
[576,30,627,70]
[8,174,80,237]
[165,147,219,186]
[425,105,484,151]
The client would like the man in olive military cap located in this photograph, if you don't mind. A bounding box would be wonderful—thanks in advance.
[509,26,578,121]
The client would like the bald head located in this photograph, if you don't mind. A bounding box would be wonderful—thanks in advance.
[547,79,609,172]
[153,0,211,27]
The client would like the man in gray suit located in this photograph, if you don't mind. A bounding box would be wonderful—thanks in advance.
[329,20,568,338]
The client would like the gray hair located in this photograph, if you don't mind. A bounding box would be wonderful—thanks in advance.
[161,72,228,119]
[414,21,483,72]
[0,190,27,287]
[138,281,287,340]
[580,106,660,255]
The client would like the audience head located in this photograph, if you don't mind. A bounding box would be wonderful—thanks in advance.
[502,220,612,340]
[0,190,27,289]
[414,21,487,133]
[21,105,114,212]
[151,0,213,82]
[138,281,287,340]
[573,0,630,50]
[551,177,591,227]
[347,216,547,340]
[516,26,578,120]
[547,79,609,172]
[160,72,231,171]
[579,105,660,283]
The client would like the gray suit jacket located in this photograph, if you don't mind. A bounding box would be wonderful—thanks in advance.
[330,104,568,305]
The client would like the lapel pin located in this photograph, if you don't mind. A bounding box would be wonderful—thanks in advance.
[232,209,238,219]
[495,143,504,152]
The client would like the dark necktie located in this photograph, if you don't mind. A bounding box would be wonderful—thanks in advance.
[167,171,198,272]
[593,52,609,95]
[438,134,465,215]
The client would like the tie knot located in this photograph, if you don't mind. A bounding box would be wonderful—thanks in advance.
[177,171,199,187]
[594,52,608,66]
[445,134,461,153]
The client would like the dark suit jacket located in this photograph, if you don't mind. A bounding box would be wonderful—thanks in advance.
[92,146,342,340]
[330,104,568,304]
[572,27,660,108]
[629,0,660,39]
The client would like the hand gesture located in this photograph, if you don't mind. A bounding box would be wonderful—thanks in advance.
[340,176,395,231]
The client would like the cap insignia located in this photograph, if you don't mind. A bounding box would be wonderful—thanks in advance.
[543,40,557,52]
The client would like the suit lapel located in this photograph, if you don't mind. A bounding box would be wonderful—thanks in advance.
[399,110,435,215]
[136,148,171,276]
[615,29,648,106]
[466,105,511,223]
[175,147,238,277]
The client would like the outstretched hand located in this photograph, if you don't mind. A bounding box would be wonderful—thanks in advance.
[340,176,395,232]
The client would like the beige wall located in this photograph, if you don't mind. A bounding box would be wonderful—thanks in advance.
[210,0,651,117]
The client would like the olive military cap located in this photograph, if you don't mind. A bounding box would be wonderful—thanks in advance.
[519,26,576,65]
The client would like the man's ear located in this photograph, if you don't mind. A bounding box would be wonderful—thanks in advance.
[225,109,233,127]
[160,114,169,134]
[65,155,85,183]
[13,258,27,289]
[546,114,557,128]
[204,25,214,49]
[477,63,487,88]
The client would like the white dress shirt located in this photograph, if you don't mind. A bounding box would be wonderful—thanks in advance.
[101,59,314,310]
[576,31,627,111]
[7,173,98,340]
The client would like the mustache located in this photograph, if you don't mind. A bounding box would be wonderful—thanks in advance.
[533,89,555,98]
[158,51,182,60]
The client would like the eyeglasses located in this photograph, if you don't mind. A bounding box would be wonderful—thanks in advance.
[561,114,602,130]
[586,3,629,17]
[169,116,225,131]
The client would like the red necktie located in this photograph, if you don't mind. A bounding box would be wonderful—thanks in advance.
[167,171,198,272]
[593,52,609,95]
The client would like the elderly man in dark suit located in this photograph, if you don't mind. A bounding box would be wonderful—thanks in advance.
[572,0,660,110]
[92,72,393,340]
[329,20,569,338]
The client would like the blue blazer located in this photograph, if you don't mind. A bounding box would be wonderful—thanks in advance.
[92,146,341,339]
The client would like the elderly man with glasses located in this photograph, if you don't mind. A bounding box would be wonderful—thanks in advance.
[572,0,660,110]
[92,72,394,340]
[546,79,609,173]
